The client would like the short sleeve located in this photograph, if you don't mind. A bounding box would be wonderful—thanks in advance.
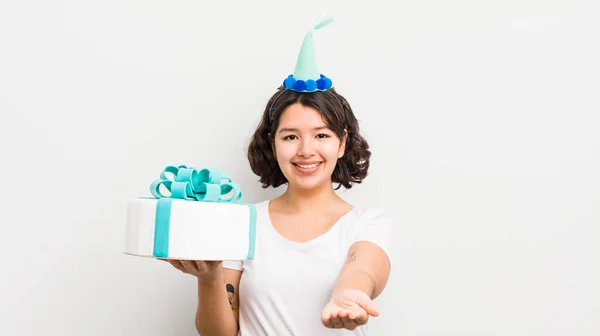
[350,208,394,264]
[222,260,243,271]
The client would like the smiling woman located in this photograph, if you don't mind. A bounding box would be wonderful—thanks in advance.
[224,84,393,335]
[224,80,393,334]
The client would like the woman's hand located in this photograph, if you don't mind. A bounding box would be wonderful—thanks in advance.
[159,259,223,282]
[321,289,379,330]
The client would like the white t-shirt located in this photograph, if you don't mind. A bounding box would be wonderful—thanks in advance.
[222,199,393,336]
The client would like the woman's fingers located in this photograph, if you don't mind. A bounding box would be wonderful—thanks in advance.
[348,310,369,324]
[321,310,333,327]
[324,310,368,329]
[180,260,199,274]
[159,259,197,275]
[159,259,224,278]
[329,312,344,328]
[323,311,351,329]
[341,315,359,330]
[172,261,190,273]
[198,261,213,272]
[321,309,337,328]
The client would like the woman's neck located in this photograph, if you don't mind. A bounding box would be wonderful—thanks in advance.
[276,182,345,213]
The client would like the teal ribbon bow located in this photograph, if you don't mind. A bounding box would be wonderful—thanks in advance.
[149,165,242,203]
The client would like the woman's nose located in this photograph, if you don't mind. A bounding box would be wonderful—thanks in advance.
[297,138,316,157]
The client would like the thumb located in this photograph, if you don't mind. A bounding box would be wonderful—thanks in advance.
[356,293,379,317]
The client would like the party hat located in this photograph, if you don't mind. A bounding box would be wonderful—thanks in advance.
[282,14,334,92]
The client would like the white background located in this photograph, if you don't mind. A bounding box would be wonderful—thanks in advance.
[1,0,598,335]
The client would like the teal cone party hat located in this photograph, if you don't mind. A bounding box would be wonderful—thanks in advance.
[282,14,334,92]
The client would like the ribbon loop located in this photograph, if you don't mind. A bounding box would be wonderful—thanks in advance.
[220,183,243,203]
[149,165,243,203]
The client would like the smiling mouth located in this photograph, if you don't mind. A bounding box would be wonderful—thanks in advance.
[294,162,321,169]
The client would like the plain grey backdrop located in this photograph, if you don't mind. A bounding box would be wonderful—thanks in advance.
[0,0,598,335]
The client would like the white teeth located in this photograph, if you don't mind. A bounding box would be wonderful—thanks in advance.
[297,163,319,169]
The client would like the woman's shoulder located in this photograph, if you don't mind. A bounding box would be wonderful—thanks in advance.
[341,203,394,236]
[349,203,393,223]
[345,204,395,261]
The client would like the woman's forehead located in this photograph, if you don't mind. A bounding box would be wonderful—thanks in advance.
[279,111,329,130]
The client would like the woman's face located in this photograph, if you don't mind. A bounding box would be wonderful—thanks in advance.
[272,103,346,191]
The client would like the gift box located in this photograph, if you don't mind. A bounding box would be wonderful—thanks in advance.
[124,165,256,261]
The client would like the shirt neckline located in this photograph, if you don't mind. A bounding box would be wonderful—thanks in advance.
[264,199,357,247]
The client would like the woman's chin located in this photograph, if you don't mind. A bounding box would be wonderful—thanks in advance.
[288,176,328,191]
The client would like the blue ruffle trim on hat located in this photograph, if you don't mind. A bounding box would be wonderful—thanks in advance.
[282,74,333,92]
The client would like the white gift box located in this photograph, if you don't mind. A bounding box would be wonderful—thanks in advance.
[124,197,257,261]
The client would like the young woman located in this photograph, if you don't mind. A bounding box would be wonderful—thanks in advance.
[165,86,393,335]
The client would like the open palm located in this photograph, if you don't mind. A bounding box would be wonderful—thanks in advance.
[321,289,379,330]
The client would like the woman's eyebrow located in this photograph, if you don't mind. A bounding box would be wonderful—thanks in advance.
[278,126,329,133]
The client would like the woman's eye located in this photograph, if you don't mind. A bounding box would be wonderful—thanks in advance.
[316,133,330,139]
[283,135,297,140]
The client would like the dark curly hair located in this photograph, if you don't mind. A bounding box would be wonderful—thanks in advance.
[247,87,371,190]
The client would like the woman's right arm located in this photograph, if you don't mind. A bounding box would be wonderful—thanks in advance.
[162,260,241,336]
[195,266,242,336]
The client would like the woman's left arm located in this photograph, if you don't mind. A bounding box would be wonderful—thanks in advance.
[321,241,391,330]
[332,241,391,299]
